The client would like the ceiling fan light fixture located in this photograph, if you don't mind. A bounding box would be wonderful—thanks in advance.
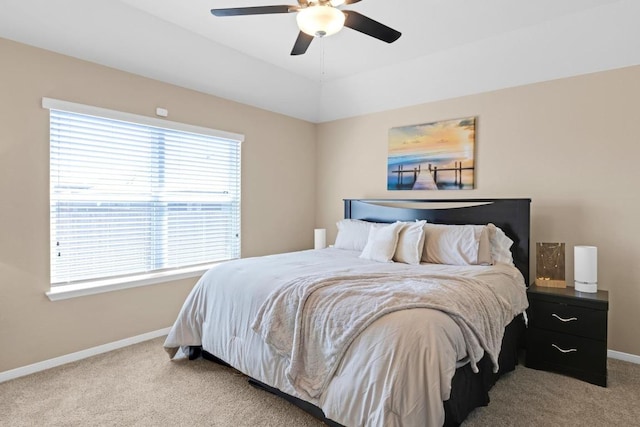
[296,5,345,38]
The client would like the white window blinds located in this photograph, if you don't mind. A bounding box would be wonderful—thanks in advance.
[45,98,242,286]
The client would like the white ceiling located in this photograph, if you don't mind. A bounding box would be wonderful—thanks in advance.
[1,0,639,122]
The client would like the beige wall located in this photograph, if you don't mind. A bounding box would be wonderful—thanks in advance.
[316,66,640,356]
[2,35,638,374]
[0,38,317,372]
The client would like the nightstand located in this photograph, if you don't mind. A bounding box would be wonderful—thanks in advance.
[525,284,608,387]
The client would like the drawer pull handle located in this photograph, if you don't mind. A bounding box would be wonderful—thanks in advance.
[552,314,577,322]
[552,344,577,354]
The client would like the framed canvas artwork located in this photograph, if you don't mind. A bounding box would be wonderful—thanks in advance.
[388,117,476,190]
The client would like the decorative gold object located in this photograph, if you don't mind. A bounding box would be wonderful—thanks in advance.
[536,242,566,288]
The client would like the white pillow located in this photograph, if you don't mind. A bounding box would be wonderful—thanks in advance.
[487,223,514,265]
[334,219,374,251]
[477,226,494,265]
[360,222,404,263]
[393,220,426,265]
[421,223,487,265]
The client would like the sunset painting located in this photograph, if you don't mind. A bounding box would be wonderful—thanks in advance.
[388,117,476,191]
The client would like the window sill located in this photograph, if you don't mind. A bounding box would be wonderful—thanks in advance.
[46,262,225,301]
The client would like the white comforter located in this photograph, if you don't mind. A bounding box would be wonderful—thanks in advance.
[164,248,528,427]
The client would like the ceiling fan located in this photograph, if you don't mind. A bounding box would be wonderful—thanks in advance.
[211,0,401,56]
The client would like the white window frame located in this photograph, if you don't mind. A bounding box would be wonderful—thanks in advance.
[43,98,244,301]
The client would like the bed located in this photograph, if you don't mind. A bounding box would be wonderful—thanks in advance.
[164,198,531,426]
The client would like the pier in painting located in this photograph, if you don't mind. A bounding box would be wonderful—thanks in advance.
[390,162,474,190]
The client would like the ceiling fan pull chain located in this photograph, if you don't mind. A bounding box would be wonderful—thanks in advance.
[321,38,326,84]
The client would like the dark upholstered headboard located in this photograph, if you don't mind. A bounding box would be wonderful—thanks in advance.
[343,198,531,285]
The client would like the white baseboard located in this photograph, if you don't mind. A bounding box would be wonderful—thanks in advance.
[0,327,171,384]
[2,330,637,384]
[608,349,640,364]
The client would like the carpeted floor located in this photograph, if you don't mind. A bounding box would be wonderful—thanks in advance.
[464,354,640,426]
[1,337,639,426]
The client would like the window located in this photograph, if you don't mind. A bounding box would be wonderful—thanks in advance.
[45,98,243,287]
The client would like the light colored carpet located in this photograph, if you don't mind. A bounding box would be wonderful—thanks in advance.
[1,337,639,426]
[464,354,640,426]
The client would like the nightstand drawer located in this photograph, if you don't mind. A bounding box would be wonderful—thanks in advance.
[528,300,606,340]
[526,327,607,385]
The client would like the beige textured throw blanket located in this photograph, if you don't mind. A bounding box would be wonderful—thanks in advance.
[252,272,513,399]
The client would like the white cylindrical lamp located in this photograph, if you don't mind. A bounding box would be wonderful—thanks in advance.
[574,245,597,293]
[314,228,327,250]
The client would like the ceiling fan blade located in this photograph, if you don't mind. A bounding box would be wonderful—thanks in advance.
[343,10,401,43]
[211,6,295,17]
[343,0,363,4]
[291,31,314,56]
